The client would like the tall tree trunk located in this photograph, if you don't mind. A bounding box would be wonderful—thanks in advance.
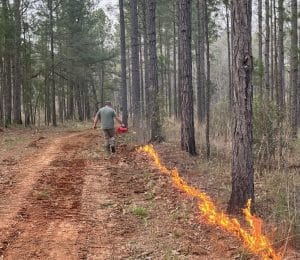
[166,34,172,117]
[277,0,285,160]
[274,0,278,104]
[127,47,132,119]
[179,0,196,155]
[5,56,12,127]
[0,60,3,126]
[147,0,162,141]
[119,0,128,127]
[205,0,210,159]
[173,5,178,119]
[277,0,285,110]
[99,66,105,107]
[45,77,51,125]
[264,0,270,98]
[290,0,298,138]
[177,0,182,117]
[130,0,141,128]
[13,0,22,124]
[58,75,64,123]
[23,27,31,126]
[270,0,274,100]
[142,0,150,125]
[67,80,74,120]
[76,81,83,121]
[158,18,165,101]
[2,0,12,126]
[258,0,263,96]
[196,0,206,123]
[66,34,74,120]
[226,2,232,113]
[43,29,51,126]
[228,0,254,214]
[48,0,56,126]
[298,22,300,127]
[139,34,145,118]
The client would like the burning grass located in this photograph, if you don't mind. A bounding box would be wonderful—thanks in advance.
[138,144,282,260]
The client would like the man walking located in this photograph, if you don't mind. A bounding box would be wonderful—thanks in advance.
[93,101,124,153]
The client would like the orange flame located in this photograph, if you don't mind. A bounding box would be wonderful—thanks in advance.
[138,145,281,260]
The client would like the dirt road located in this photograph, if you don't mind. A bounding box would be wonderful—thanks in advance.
[0,129,280,259]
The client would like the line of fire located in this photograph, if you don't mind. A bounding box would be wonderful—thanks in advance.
[138,145,281,260]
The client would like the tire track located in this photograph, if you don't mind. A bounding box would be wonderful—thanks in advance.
[0,132,91,259]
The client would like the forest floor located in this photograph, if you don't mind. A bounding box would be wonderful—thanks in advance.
[0,125,298,260]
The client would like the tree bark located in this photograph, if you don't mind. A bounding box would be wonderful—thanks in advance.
[130,0,141,128]
[205,0,210,159]
[273,0,278,104]
[228,0,254,214]
[58,74,64,123]
[147,0,163,141]
[277,0,285,160]
[99,66,105,108]
[67,80,74,120]
[48,0,56,126]
[13,0,22,124]
[139,34,145,118]
[45,77,51,125]
[179,0,196,155]
[0,60,3,125]
[298,21,300,127]
[119,0,128,127]
[22,26,31,126]
[290,0,298,138]
[226,2,232,113]
[258,0,263,96]
[166,33,172,117]
[142,0,150,124]
[2,0,12,126]
[173,4,178,119]
[270,0,274,100]
[264,0,270,98]
[177,0,182,115]
[158,17,165,101]
[277,0,285,110]
[196,0,206,123]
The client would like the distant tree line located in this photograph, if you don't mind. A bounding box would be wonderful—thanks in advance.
[0,0,117,127]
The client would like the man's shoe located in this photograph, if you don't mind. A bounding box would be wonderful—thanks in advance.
[111,146,116,153]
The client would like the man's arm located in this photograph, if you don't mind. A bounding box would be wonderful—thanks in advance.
[115,116,124,126]
[93,113,100,129]
[113,110,124,127]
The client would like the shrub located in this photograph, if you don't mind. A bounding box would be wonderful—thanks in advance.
[253,96,278,169]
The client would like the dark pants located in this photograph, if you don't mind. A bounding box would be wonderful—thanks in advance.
[102,128,115,147]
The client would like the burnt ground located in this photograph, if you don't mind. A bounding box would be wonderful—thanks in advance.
[0,128,297,259]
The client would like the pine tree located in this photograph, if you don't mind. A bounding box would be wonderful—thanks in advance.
[196,0,206,123]
[179,0,196,155]
[13,0,22,124]
[130,0,141,128]
[264,0,270,98]
[228,0,254,213]
[147,0,163,141]
[290,0,298,138]
[119,0,128,127]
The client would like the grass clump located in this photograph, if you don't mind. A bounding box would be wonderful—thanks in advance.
[131,206,148,219]
[36,190,50,200]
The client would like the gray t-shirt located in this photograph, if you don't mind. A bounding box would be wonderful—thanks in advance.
[96,106,116,129]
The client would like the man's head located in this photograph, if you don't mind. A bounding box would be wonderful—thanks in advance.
[105,101,112,107]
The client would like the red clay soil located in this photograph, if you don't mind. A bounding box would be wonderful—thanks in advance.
[0,129,293,259]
